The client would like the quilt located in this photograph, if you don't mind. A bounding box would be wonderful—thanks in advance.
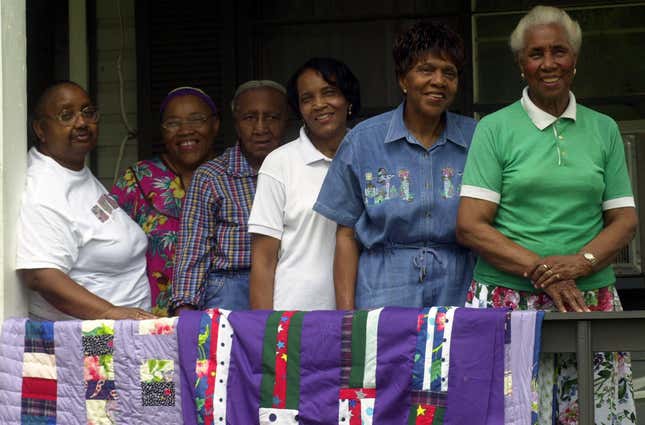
[0,308,543,425]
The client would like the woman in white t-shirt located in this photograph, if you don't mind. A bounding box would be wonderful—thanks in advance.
[16,81,155,321]
[248,58,361,310]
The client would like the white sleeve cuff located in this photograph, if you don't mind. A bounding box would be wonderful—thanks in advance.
[602,196,636,211]
[15,261,70,273]
[460,185,501,204]
[248,224,283,240]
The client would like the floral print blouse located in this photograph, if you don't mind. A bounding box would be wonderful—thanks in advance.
[111,156,185,316]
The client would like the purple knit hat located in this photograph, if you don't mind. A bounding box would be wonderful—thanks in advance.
[159,86,217,117]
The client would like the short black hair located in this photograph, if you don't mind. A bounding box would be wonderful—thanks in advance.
[33,80,86,119]
[392,21,465,79]
[31,80,87,145]
[286,57,361,120]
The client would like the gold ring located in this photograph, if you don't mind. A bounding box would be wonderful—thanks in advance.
[542,264,551,271]
[555,273,561,279]
[546,269,553,276]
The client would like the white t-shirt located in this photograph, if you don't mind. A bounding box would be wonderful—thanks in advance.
[248,127,337,310]
[16,147,151,320]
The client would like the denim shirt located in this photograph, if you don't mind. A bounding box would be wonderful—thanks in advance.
[315,102,476,248]
[314,102,477,307]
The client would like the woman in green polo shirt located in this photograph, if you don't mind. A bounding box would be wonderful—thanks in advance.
[456,5,637,425]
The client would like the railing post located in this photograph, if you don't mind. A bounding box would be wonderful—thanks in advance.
[576,320,593,425]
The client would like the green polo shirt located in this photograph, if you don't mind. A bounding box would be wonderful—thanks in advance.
[461,94,634,292]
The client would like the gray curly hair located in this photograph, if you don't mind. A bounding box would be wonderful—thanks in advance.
[230,80,287,113]
[509,6,582,58]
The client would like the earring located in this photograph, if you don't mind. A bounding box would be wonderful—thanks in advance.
[521,72,525,79]
[403,88,407,94]
[348,104,353,116]
[573,68,577,76]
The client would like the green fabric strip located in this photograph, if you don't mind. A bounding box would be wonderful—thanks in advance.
[260,311,283,408]
[285,312,304,410]
[348,310,368,388]
[434,406,446,424]
[408,405,418,425]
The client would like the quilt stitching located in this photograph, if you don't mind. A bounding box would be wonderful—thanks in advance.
[259,311,304,422]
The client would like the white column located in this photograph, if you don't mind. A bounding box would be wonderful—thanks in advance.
[0,0,28,322]
[68,0,88,88]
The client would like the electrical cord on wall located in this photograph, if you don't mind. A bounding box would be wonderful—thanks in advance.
[112,0,137,185]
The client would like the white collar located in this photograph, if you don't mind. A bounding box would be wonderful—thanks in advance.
[298,127,332,165]
[520,87,577,130]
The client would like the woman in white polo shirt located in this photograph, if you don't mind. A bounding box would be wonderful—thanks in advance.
[16,81,154,321]
[248,58,360,310]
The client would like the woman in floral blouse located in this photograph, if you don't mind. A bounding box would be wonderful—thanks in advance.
[112,87,220,316]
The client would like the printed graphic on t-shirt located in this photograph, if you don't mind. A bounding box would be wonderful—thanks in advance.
[440,167,463,199]
[364,168,414,205]
[91,194,120,222]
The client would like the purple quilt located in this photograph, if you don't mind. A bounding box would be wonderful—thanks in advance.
[0,308,541,425]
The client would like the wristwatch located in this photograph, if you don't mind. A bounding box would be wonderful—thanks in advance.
[581,252,598,267]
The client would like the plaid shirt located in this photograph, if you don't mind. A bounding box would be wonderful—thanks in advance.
[171,144,257,308]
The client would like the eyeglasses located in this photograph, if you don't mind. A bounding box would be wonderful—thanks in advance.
[161,114,213,131]
[46,106,100,127]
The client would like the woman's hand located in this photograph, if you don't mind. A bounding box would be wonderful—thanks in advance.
[541,279,590,313]
[526,255,593,289]
[19,268,157,320]
[102,306,157,320]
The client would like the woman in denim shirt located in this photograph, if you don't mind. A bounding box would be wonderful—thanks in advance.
[314,22,476,309]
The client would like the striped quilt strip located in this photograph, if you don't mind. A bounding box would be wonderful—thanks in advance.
[348,310,368,388]
[413,307,433,390]
[81,320,117,424]
[21,320,57,424]
[531,311,545,425]
[340,311,354,387]
[413,307,453,392]
[429,307,445,392]
[193,308,234,425]
[409,307,456,424]
[338,309,379,424]
[260,311,304,417]
[210,309,233,423]
[363,308,383,388]
[439,308,456,392]
[204,310,220,424]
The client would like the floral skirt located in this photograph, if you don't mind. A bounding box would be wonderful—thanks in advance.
[466,281,637,425]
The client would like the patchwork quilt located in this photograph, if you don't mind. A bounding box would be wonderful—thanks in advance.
[0,307,543,425]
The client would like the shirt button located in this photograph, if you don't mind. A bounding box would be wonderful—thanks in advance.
[424,182,430,189]
[425,211,431,218]
[558,135,564,140]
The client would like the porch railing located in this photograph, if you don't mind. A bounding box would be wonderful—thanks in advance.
[542,311,645,425]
